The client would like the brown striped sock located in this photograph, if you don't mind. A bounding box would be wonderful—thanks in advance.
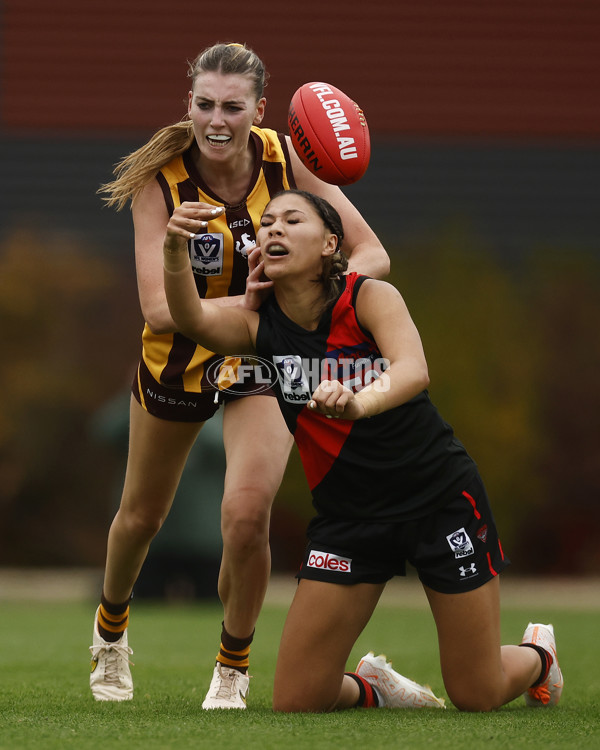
[215,622,254,674]
[97,592,130,643]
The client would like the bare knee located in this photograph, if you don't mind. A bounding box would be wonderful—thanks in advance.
[113,505,165,544]
[221,490,271,550]
[273,661,341,713]
[273,695,309,713]
[273,699,320,713]
[273,690,333,713]
[446,683,503,713]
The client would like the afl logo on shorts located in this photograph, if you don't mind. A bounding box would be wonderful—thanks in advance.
[446,527,475,558]
[307,550,352,572]
[190,233,224,276]
[273,355,311,404]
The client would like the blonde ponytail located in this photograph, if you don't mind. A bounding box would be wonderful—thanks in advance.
[98,120,194,211]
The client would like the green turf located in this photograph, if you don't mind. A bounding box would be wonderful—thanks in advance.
[0,598,597,750]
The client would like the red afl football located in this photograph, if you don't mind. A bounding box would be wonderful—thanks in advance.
[288,82,370,186]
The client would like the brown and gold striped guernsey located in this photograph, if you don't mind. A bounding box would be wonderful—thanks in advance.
[139,128,296,399]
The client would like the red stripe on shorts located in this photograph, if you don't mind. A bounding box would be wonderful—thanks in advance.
[462,490,482,519]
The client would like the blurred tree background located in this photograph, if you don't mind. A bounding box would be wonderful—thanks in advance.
[1,1,599,585]
[0,229,142,565]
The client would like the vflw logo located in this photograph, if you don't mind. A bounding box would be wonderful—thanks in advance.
[446,527,474,558]
[307,550,352,572]
[273,355,311,403]
[190,233,224,276]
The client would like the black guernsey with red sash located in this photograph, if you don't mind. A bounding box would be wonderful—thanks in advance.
[256,273,477,522]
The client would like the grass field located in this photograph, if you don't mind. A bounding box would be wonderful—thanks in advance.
[0,577,598,750]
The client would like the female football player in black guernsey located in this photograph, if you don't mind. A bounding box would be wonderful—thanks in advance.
[162,189,563,713]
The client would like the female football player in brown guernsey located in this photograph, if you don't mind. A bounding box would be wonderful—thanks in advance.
[89,42,389,708]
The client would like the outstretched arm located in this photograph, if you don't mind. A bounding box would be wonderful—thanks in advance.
[308,279,429,419]
[163,204,259,354]
[287,139,390,279]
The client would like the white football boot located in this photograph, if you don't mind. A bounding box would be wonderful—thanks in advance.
[89,607,133,701]
[355,652,446,708]
[521,622,563,707]
[202,663,250,709]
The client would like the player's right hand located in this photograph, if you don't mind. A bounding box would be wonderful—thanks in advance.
[164,202,225,251]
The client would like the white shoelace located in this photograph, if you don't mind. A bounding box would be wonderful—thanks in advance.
[90,642,134,686]
[214,667,240,699]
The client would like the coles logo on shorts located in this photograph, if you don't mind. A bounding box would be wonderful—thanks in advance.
[307,550,352,573]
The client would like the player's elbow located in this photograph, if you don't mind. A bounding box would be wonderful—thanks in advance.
[141,298,178,335]
[144,311,177,335]
[408,360,429,395]
[374,251,391,279]
[353,249,390,280]
[346,243,390,280]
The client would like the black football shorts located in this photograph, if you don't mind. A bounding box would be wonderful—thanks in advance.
[297,474,510,594]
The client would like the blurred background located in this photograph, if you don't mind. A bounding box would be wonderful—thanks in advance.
[1,0,599,597]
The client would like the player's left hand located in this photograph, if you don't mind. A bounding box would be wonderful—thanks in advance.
[308,380,367,420]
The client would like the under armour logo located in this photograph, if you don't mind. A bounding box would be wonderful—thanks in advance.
[459,563,478,577]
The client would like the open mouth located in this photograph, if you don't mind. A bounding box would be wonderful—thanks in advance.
[207,135,232,147]
[266,244,289,257]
